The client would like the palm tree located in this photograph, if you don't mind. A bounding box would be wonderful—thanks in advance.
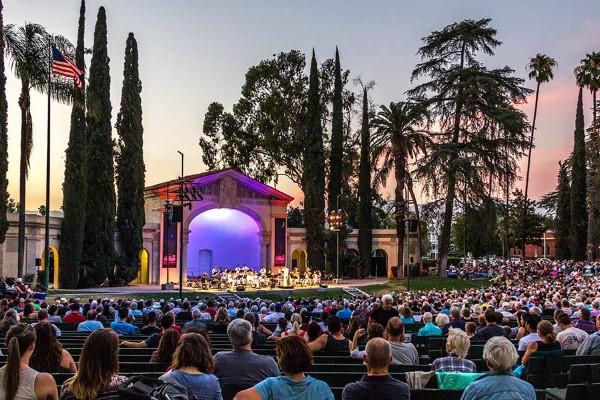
[4,23,74,277]
[372,101,429,279]
[575,52,600,258]
[521,54,556,259]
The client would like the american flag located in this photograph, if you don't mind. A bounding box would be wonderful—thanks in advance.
[51,47,83,89]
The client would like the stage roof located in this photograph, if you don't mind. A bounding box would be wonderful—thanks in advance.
[145,167,294,202]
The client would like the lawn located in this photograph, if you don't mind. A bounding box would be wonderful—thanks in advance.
[359,276,488,296]
[47,277,487,302]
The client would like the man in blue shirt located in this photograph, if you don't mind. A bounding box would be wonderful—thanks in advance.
[110,307,139,335]
[336,301,353,319]
[78,310,104,332]
[417,312,442,336]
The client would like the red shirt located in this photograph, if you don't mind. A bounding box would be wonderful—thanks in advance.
[63,311,86,324]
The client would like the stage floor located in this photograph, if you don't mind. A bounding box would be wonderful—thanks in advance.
[50,278,387,297]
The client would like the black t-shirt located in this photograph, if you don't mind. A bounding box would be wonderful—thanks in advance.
[141,325,161,335]
[342,374,409,400]
[145,332,161,348]
[475,324,505,341]
[370,307,399,327]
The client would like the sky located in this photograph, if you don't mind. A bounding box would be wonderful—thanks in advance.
[4,0,600,211]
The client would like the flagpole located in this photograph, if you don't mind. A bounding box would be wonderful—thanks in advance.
[42,38,52,294]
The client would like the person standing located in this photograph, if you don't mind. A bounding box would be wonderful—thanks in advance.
[369,295,398,327]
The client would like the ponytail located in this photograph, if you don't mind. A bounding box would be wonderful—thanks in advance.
[4,337,22,400]
[291,321,300,336]
[3,324,35,400]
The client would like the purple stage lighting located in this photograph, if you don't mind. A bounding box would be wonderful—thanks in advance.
[187,208,261,278]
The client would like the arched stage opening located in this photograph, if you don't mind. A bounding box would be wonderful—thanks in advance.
[186,208,261,278]
[292,248,307,272]
[372,249,388,277]
[130,248,150,285]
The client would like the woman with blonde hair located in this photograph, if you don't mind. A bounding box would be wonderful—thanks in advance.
[435,313,449,328]
[433,328,476,372]
[0,324,57,400]
[60,329,126,400]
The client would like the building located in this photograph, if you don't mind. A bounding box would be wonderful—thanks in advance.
[0,168,419,287]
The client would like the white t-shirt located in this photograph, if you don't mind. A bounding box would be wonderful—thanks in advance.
[557,326,589,350]
[518,333,541,351]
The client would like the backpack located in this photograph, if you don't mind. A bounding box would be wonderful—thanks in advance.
[118,375,198,400]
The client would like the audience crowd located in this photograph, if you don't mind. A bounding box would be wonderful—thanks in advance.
[0,259,598,399]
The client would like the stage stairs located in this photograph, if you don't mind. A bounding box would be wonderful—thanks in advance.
[343,287,368,298]
[215,292,241,304]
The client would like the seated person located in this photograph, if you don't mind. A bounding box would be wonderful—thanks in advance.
[342,338,409,400]
[577,314,600,355]
[308,316,351,353]
[77,311,103,333]
[15,278,33,298]
[417,312,442,336]
[386,317,419,365]
[110,307,139,335]
[461,336,535,400]
[433,328,476,372]
[350,323,384,359]
[234,335,334,400]
[522,320,562,364]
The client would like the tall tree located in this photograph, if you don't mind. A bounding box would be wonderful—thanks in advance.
[574,52,600,258]
[115,33,145,284]
[326,47,344,273]
[372,102,428,278]
[0,0,9,244]
[357,87,372,276]
[4,24,74,277]
[555,161,571,259]
[570,87,588,260]
[408,19,530,275]
[303,50,326,270]
[522,54,556,259]
[60,0,86,288]
[81,6,115,287]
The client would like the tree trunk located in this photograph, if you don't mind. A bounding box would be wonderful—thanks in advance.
[590,89,598,259]
[522,81,541,261]
[394,146,406,279]
[407,175,422,265]
[17,80,30,278]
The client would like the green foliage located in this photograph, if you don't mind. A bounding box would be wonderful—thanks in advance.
[451,199,503,258]
[555,161,571,259]
[115,33,145,285]
[4,22,75,277]
[287,206,304,227]
[303,50,326,270]
[326,48,344,275]
[0,2,8,244]
[408,18,531,274]
[372,101,429,277]
[60,0,86,289]
[81,7,115,287]
[570,87,588,260]
[358,88,372,276]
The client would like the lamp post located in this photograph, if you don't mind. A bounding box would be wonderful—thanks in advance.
[177,151,184,300]
[327,194,343,283]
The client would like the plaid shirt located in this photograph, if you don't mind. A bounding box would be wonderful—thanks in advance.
[432,353,477,373]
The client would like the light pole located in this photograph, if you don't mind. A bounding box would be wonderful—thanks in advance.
[177,151,184,300]
[327,194,343,283]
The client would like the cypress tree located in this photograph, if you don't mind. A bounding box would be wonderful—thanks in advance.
[0,0,8,244]
[326,47,343,273]
[303,50,325,270]
[115,33,145,284]
[569,87,587,260]
[357,87,372,276]
[81,6,115,287]
[60,0,86,288]
[556,161,570,259]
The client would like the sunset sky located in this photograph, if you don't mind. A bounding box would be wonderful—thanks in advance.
[4,0,600,210]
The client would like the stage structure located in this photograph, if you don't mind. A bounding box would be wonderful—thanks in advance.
[144,168,294,285]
